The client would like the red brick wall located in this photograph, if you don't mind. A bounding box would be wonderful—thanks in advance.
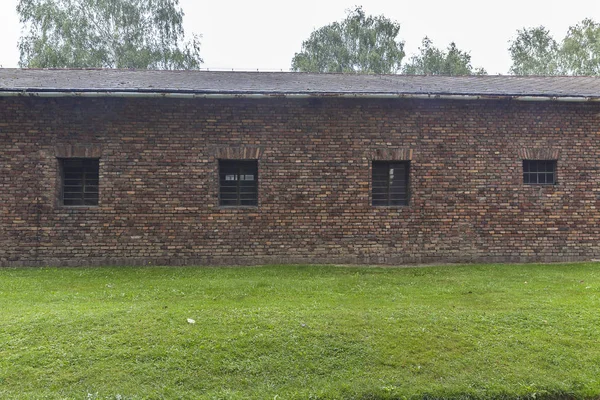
[1,96,599,266]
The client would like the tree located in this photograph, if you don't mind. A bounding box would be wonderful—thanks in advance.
[17,0,202,69]
[509,19,600,75]
[508,27,561,75]
[291,6,405,74]
[403,37,486,75]
[561,18,600,75]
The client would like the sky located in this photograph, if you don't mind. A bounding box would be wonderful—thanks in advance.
[1,0,600,74]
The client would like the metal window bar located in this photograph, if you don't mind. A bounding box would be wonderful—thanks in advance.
[372,161,409,206]
[219,160,258,206]
[61,158,99,206]
[523,160,556,185]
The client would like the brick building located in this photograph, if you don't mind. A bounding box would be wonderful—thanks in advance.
[1,69,600,267]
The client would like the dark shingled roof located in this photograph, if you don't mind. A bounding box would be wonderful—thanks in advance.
[2,69,600,99]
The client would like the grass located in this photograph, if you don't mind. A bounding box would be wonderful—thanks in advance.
[1,263,600,399]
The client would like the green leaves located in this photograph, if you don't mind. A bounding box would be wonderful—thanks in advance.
[17,0,202,69]
[509,27,561,75]
[509,19,600,76]
[291,6,405,74]
[403,37,487,76]
[561,18,600,76]
[291,8,485,76]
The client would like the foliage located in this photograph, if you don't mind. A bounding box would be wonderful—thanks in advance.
[17,0,202,69]
[508,26,561,75]
[561,18,600,75]
[403,37,486,75]
[2,263,600,398]
[509,19,600,75]
[291,6,405,74]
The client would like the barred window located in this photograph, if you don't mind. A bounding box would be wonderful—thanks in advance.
[60,158,99,206]
[523,160,556,185]
[372,161,410,206]
[219,160,258,206]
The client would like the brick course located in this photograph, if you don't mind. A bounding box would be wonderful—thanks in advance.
[1,96,599,266]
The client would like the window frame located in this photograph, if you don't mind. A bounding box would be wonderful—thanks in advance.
[523,159,557,185]
[371,161,410,207]
[218,159,259,207]
[59,158,100,207]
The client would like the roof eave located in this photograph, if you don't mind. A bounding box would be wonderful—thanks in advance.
[0,89,598,102]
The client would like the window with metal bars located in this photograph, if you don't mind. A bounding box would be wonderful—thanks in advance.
[219,160,258,206]
[372,161,410,206]
[523,160,556,185]
[60,158,99,206]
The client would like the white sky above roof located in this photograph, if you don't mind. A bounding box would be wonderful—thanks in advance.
[1,0,599,74]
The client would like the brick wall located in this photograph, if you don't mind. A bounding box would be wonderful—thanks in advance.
[1,96,599,267]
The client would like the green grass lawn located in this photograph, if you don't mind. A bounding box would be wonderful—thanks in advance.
[1,263,600,399]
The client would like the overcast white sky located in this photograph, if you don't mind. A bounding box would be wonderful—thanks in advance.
[1,0,599,74]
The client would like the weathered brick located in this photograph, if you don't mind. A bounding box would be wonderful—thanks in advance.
[0,96,599,267]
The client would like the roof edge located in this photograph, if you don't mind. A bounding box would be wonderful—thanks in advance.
[0,90,598,102]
